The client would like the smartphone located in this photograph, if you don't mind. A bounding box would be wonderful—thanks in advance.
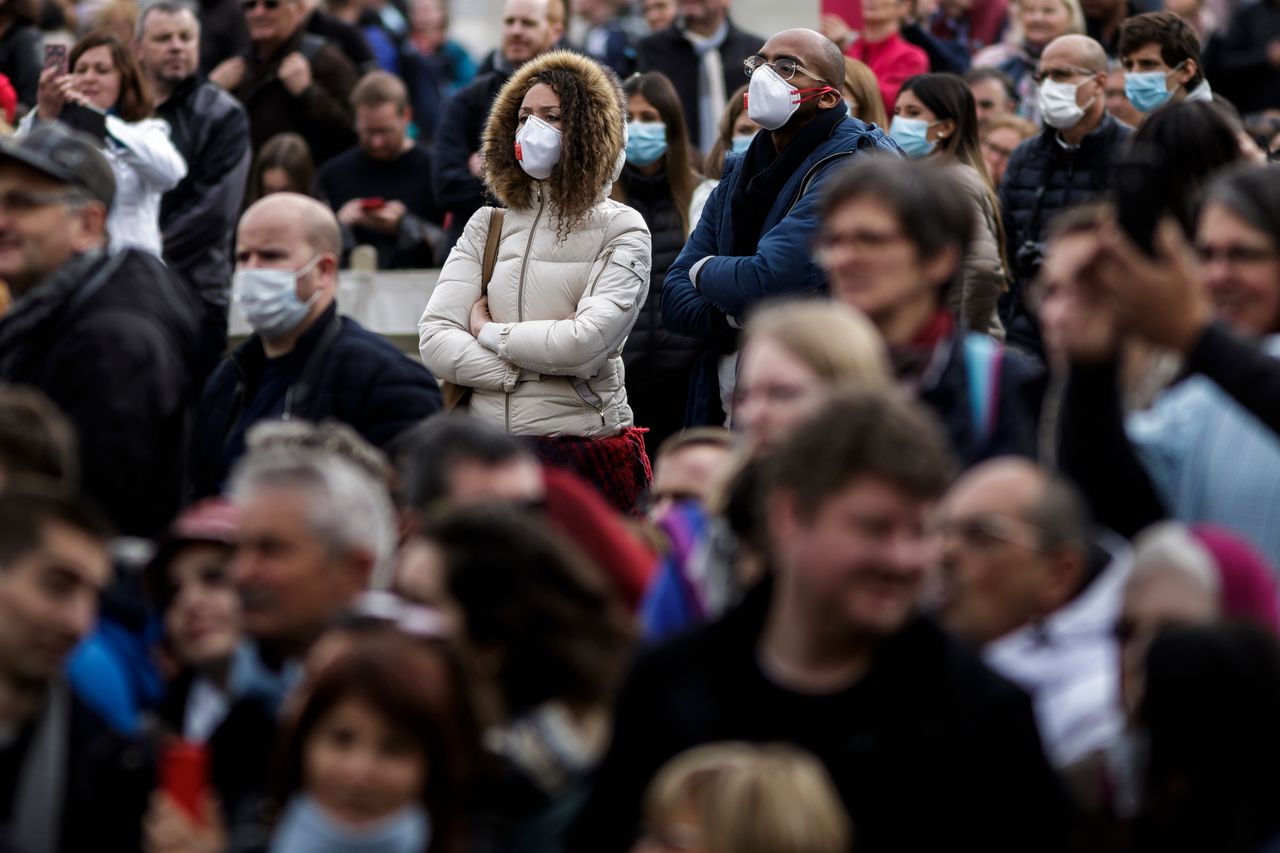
[1113,145,1170,256]
[361,197,386,211]
[43,43,67,75]
[59,102,107,142]
[160,740,210,824]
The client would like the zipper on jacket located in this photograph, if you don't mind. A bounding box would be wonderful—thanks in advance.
[508,186,547,433]
[783,151,856,219]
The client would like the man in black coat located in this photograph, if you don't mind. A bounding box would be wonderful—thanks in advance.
[189,193,442,499]
[432,0,563,248]
[569,391,1074,852]
[636,0,762,151]
[0,124,202,537]
[207,0,358,164]
[138,0,252,375]
[999,34,1130,358]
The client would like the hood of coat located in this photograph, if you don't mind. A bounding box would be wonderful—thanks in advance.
[482,50,626,213]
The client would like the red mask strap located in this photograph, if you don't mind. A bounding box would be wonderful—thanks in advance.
[796,85,836,105]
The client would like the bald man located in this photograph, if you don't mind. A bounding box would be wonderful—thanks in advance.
[933,457,1131,769]
[998,33,1131,359]
[662,28,900,426]
[189,193,442,499]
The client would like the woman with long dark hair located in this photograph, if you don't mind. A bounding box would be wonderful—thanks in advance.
[26,32,185,256]
[613,71,701,454]
[892,73,1008,334]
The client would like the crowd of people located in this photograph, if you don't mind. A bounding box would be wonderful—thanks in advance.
[1,0,1280,847]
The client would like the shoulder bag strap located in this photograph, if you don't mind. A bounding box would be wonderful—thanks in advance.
[481,207,505,297]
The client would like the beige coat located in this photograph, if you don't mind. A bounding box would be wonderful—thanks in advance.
[419,190,651,437]
[947,161,1009,336]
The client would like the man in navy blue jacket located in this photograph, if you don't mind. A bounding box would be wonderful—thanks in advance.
[661,27,900,426]
[190,194,441,499]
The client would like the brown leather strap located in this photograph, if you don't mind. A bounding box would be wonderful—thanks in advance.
[481,207,505,296]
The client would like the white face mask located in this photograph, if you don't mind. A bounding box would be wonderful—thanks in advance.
[515,114,562,180]
[1038,78,1094,130]
[232,255,322,340]
[745,64,832,131]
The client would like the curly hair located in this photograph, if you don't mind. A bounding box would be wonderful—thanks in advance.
[482,50,626,235]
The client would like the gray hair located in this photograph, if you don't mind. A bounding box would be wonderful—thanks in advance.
[228,448,398,590]
[137,0,200,38]
[1129,521,1220,596]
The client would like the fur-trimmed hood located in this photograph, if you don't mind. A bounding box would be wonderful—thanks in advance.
[482,51,626,213]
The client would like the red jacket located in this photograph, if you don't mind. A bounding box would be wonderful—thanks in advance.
[850,32,929,115]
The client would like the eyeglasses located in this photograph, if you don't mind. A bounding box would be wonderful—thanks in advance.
[1031,66,1096,85]
[813,227,906,260]
[240,0,282,10]
[928,514,1043,550]
[981,138,1016,160]
[1194,243,1278,266]
[744,54,827,85]
[0,189,89,213]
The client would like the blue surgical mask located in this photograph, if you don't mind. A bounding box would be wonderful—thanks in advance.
[889,116,937,158]
[269,795,430,853]
[232,255,322,340]
[730,132,756,154]
[626,121,668,166]
[1124,67,1178,114]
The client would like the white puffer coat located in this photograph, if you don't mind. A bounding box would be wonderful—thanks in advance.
[419,187,651,438]
[418,49,653,438]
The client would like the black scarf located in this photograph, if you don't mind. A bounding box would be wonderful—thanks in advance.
[729,105,845,257]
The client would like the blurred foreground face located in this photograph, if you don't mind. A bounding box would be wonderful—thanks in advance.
[734,335,828,452]
[649,443,731,518]
[1197,202,1280,338]
[774,478,931,638]
[820,196,934,325]
[0,521,109,683]
[165,543,241,669]
[932,465,1059,645]
[305,697,426,825]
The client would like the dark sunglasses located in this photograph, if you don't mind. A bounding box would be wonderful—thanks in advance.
[240,0,282,10]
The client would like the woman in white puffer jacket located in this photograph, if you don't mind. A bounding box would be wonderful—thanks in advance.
[419,50,653,510]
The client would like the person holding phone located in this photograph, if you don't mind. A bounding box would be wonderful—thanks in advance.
[25,33,187,257]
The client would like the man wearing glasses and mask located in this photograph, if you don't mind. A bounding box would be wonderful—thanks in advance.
[207,0,358,164]
[998,33,1131,360]
[661,28,899,428]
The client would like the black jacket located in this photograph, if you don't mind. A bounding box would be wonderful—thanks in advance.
[231,27,358,164]
[636,21,764,150]
[158,75,252,308]
[190,304,443,498]
[199,0,250,73]
[568,577,1074,853]
[1203,0,1280,114]
[305,9,377,75]
[998,116,1131,355]
[0,249,201,536]
[0,19,41,111]
[617,166,700,453]
[916,329,1044,468]
[0,687,153,853]
[432,70,509,248]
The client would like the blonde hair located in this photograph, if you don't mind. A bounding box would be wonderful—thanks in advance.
[843,57,888,129]
[1009,0,1085,44]
[982,114,1039,139]
[743,300,891,391]
[644,742,852,853]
